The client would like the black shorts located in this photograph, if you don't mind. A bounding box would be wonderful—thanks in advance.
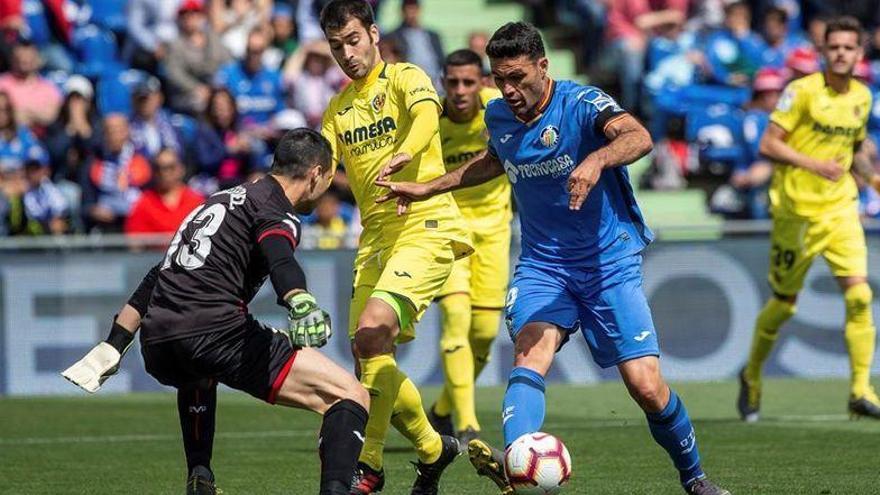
[141,316,299,403]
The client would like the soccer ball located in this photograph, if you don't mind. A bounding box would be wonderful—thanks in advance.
[504,432,572,494]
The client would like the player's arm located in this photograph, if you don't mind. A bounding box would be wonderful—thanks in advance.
[567,113,652,210]
[759,123,844,181]
[258,228,332,348]
[375,149,505,215]
[61,264,160,393]
[377,100,440,180]
[851,138,880,192]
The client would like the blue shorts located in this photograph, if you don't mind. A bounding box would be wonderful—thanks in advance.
[504,254,659,368]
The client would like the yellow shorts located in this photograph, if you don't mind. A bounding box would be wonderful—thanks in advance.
[438,224,511,308]
[768,208,867,296]
[348,237,458,343]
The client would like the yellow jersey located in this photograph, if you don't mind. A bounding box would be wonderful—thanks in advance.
[321,62,471,259]
[440,87,512,231]
[769,72,872,218]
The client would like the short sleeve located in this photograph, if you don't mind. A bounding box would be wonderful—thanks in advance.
[575,87,628,138]
[769,81,806,133]
[255,203,301,249]
[321,103,341,166]
[395,65,441,112]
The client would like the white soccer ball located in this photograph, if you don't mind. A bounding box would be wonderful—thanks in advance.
[504,432,572,494]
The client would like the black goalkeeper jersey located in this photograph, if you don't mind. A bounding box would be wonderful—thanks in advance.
[141,176,301,344]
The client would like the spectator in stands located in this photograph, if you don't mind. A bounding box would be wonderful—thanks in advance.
[266,3,298,70]
[0,90,47,172]
[386,0,445,85]
[214,28,283,134]
[129,76,181,159]
[785,46,820,80]
[378,37,404,64]
[125,147,204,234]
[807,14,828,49]
[606,0,687,112]
[305,189,349,250]
[80,114,152,233]
[283,41,346,129]
[0,163,28,235]
[730,68,786,219]
[0,40,61,128]
[20,0,73,72]
[761,5,808,68]
[703,1,764,87]
[166,0,231,115]
[45,75,97,181]
[23,157,67,235]
[124,0,180,74]
[211,0,271,59]
[192,88,266,194]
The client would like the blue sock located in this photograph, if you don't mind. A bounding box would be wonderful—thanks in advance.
[645,390,704,487]
[502,367,546,448]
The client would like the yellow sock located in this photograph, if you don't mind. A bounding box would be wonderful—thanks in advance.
[745,297,796,383]
[391,376,443,464]
[437,293,477,432]
[470,308,502,379]
[844,283,876,398]
[358,354,405,471]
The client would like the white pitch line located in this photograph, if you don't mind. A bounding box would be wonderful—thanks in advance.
[0,429,315,446]
[772,414,852,422]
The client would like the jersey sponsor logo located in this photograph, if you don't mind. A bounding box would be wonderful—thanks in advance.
[633,330,652,342]
[338,117,398,156]
[499,133,513,144]
[394,270,412,279]
[810,122,861,137]
[539,125,560,148]
[337,106,353,116]
[445,149,482,166]
[502,154,575,184]
[371,93,386,113]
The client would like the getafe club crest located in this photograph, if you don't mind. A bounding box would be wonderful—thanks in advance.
[371,93,386,113]
[540,125,559,148]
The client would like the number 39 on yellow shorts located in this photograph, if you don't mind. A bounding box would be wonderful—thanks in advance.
[768,208,868,296]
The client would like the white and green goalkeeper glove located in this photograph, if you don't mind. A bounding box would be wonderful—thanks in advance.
[61,342,124,393]
[287,292,332,348]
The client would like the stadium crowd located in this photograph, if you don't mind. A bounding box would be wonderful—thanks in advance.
[2,0,880,241]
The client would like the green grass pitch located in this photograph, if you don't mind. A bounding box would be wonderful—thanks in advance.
[2,379,879,494]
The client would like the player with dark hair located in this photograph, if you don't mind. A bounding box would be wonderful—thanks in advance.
[426,48,509,448]
[377,22,729,495]
[63,129,370,495]
[739,16,880,422]
[318,1,473,493]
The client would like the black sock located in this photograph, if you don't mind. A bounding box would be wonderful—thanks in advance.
[319,399,369,495]
[177,380,217,475]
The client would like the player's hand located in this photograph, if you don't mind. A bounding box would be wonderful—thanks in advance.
[61,342,123,393]
[811,158,844,181]
[375,180,432,215]
[287,292,332,348]
[377,153,412,181]
[567,160,603,210]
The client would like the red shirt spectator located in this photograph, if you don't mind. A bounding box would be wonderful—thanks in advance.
[126,148,204,234]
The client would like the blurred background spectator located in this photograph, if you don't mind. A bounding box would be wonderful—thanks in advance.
[0,40,61,128]
[129,76,181,159]
[386,0,444,85]
[124,0,180,74]
[283,40,345,129]
[80,114,151,233]
[166,0,231,115]
[125,147,203,234]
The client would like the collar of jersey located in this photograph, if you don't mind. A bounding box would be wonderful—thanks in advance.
[516,78,555,125]
[353,62,387,92]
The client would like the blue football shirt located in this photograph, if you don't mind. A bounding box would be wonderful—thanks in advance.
[486,80,653,267]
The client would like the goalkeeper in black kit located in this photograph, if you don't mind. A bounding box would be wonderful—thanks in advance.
[61,129,369,495]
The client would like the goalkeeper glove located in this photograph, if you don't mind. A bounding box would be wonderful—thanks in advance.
[287,292,332,348]
[61,320,133,393]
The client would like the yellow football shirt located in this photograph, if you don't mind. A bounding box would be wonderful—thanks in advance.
[440,87,512,230]
[769,72,872,218]
[321,62,471,258]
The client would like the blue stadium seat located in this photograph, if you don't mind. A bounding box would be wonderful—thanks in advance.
[72,25,124,79]
[685,104,746,171]
[84,0,126,32]
[96,69,150,116]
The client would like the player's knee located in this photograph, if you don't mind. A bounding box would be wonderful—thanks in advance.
[439,334,469,354]
[845,283,873,313]
[513,326,558,373]
[353,325,393,357]
[627,379,666,411]
[344,381,370,411]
